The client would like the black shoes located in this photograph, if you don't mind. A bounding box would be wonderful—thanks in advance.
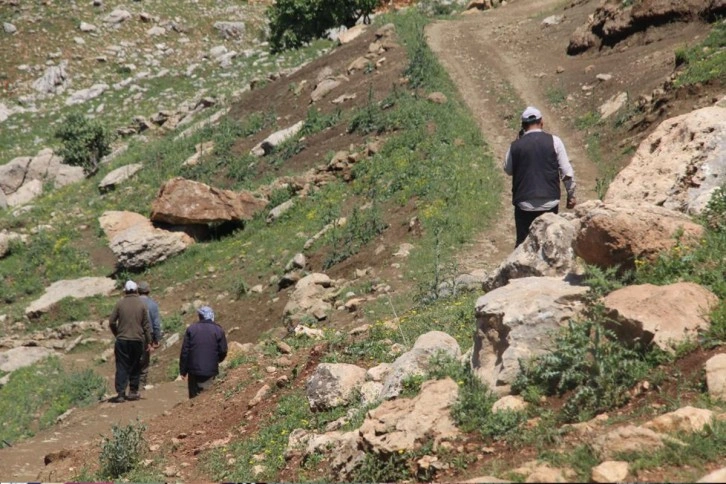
[109,394,126,403]
[126,392,141,401]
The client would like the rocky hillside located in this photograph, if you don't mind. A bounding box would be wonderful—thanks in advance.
[1,0,725,482]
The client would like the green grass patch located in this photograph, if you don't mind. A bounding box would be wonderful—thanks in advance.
[674,21,726,87]
[545,84,567,106]
[0,357,106,443]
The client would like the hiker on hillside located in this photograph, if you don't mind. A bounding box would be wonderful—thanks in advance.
[504,106,577,247]
[108,280,152,403]
[179,306,228,399]
[138,281,162,389]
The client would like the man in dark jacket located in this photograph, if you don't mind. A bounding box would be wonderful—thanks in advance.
[137,281,162,388]
[504,106,577,247]
[179,306,228,398]
[109,280,152,403]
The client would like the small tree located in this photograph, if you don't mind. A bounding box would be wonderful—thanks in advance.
[54,113,112,176]
[268,0,379,52]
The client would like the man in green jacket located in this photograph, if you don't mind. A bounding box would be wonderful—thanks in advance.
[109,280,152,403]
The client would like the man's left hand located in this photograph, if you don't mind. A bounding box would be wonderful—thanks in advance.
[567,197,577,209]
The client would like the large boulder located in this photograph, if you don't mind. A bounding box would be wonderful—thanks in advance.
[25,277,116,317]
[32,62,68,94]
[483,213,579,292]
[360,378,460,454]
[150,177,267,225]
[591,461,629,483]
[311,77,346,103]
[6,179,43,207]
[213,21,246,39]
[0,149,84,202]
[574,200,704,271]
[98,163,143,191]
[0,346,54,373]
[380,331,461,399]
[605,106,726,214]
[698,468,726,483]
[473,277,589,394]
[251,121,304,157]
[306,363,366,410]
[66,83,109,106]
[706,353,726,401]
[286,430,364,479]
[99,211,194,269]
[602,282,718,350]
[283,273,336,324]
[566,0,722,54]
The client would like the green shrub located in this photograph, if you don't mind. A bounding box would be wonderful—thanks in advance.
[268,0,379,52]
[512,311,651,423]
[99,421,147,479]
[54,113,113,175]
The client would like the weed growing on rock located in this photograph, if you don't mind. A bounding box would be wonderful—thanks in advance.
[513,310,651,423]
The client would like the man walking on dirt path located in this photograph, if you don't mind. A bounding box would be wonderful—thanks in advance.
[179,306,228,399]
[109,280,152,403]
[138,281,162,389]
[504,106,577,247]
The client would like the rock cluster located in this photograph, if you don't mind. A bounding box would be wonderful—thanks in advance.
[0,149,84,207]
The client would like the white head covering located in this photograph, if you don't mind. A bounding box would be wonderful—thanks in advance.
[521,106,543,122]
[124,280,138,292]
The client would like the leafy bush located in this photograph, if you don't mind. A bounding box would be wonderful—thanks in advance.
[54,113,113,175]
[268,0,379,52]
[99,421,147,479]
[512,312,651,423]
[702,184,726,232]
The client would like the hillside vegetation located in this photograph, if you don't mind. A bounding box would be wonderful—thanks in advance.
[1,0,725,482]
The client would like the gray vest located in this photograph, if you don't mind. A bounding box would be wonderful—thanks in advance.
[510,131,560,205]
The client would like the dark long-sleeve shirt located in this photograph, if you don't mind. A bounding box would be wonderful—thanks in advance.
[179,319,228,378]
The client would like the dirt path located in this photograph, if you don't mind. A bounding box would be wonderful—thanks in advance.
[0,358,187,481]
[426,0,599,272]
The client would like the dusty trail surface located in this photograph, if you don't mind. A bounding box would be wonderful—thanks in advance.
[427,0,599,271]
[0,353,186,481]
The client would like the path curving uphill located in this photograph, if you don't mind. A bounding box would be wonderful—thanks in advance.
[426,0,599,271]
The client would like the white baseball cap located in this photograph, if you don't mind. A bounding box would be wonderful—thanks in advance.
[124,280,138,292]
[521,106,543,122]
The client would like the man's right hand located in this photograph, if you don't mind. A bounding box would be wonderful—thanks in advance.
[567,197,577,209]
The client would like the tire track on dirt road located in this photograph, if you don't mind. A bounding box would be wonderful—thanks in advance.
[427,0,599,272]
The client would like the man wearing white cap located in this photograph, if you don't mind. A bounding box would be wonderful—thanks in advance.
[504,106,577,246]
[108,280,152,403]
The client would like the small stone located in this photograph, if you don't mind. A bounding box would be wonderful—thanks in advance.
[276,340,292,354]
